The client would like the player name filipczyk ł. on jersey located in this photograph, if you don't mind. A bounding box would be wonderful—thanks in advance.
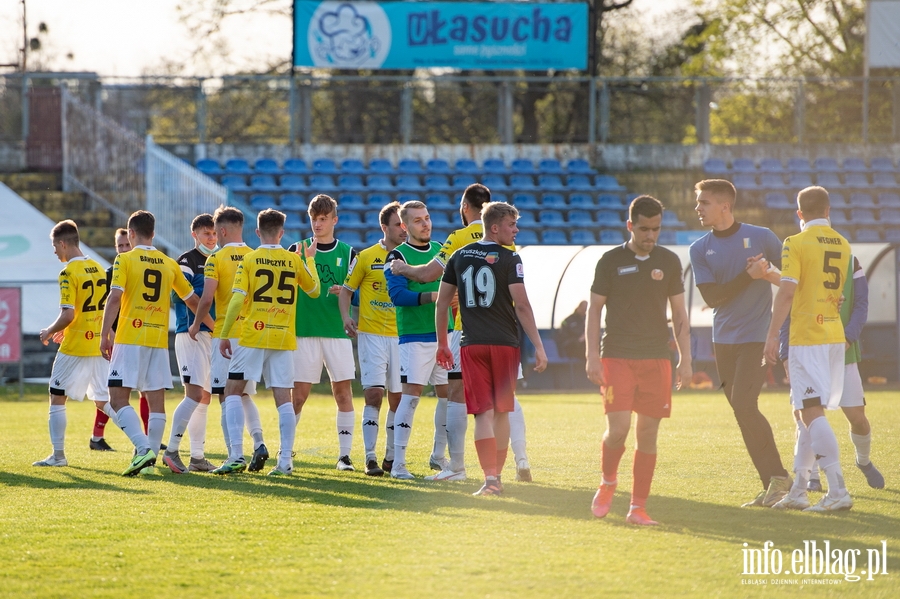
[139,255,165,264]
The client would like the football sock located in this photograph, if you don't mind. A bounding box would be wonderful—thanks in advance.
[93,408,109,438]
[362,404,380,460]
[385,410,396,461]
[474,437,498,479]
[336,409,355,458]
[242,395,264,449]
[393,394,419,465]
[147,413,167,455]
[850,431,872,466]
[115,405,150,454]
[791,418,814,492]
[220,405,231,454]
[631,450,657,509]
[224,395,244,460]
[167,397,200,453]
[49,404,66,454]
[809,417,846,495]
[496,445,509,475]
[139,395,150,434]
[446,401,468,472]
[102,402,117,423]
[277,403,296,471]
[432,396,448,461]
[509,397,528,462]
[187,402,209,460]
[601,441,626,484]
[809,461,821,480]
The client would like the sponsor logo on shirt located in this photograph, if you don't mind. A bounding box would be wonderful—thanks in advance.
[254,321,266,330]
[706,249,716,256]
[617,265,638,275]
[516,263,524,278]
[132,319,143,328]
[85,331,94,340]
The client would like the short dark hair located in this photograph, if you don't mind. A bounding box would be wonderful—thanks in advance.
[695,179,736,205]
[462,183,491,211]
[191,213,214,231]
[51,220,79,245]
[482,202,518,230]
[128,210,155,238]
[629,195,664,223]
[399,200,427,224]
[308,194,337,219]
[379,201,401,227]
[214,205,244,227]
[257,208,285,236]
[797,186,830,219]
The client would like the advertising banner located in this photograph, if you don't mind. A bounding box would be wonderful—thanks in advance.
[0,287,22,363]
[293,1,588,70]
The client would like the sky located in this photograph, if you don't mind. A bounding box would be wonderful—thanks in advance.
[0,0,685,77]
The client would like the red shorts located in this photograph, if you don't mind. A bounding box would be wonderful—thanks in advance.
[601,358,672,418]
[460,344,520,415]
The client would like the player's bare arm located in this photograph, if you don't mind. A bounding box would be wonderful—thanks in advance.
[668,292,692,390]
[765,280,797,365]
[183,292,214,332]
[434,281,456,370]
[100,288,123,360]
[40,308,74,345]
[585,292,606,386]
[189,278,218,340]
[391,258,444,284]
[510,283,547,373]
[338,286,358,338]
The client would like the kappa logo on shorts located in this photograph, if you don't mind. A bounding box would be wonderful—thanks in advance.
[53,379,61,386]
[805,387,815,395]
[110,370,121,378]
[213,377,221,384]
[182,365,188,372]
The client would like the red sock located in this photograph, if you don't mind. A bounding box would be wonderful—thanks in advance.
[474,438,498,478]
[139,394,150,434]
[601,442,626,484]
[495,446,509,475]
[93,409,110,438]
[631,450,658,509]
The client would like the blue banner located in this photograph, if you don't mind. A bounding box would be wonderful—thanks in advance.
[293,1,588,70]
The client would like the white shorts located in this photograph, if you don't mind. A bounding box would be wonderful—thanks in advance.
[175,332,211,392]
[108,344,173,392]
[229,344,295,389]
[358,332,401,393]
[400,341,448,387]
[293,337,356,383]
[788,344,844,410]
[448,329,462,378]
[839,361,865,408]
[210,338,256,396]
[49,353,109,402]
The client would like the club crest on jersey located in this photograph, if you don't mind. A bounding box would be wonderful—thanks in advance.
[743,237,751,249]
[485,252,499,264]
[651,269,664,281]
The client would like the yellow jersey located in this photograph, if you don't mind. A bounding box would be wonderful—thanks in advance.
[343,241,397,337]
[58,256,108,357]
[229,245,320,350]
[781,220,850,346]
[110,246,194,348]
[204,242,252,338]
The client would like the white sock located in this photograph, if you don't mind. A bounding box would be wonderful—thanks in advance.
[393,395,419,465]
[224,395,244,459]
[509,397,528,463]
[220,404,230,454]
[362,404,380,460]
[242,395,264,449]
[115,405,150,453]
[792,418,814,493]
[277,403,296,471]
[446,401,468,472]
[337,410,355,458]
[809,417,846,496]
[167,397,200,453]
[102,402,118,424]
[49,405,66,454]
[385,410,396,461]
[810,461,821,480]
[432,396,448,460]
[850,431,872,466]
[187,402,209,459]
[147,413,167,455]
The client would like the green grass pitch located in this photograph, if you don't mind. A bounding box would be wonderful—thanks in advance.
[0,383,897,598]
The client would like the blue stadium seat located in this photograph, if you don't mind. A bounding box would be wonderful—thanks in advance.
[765,192,793,210]
[279,194,307,210]
[731,158,756,173]
[874,172,898,188]
[625,192,641,203]
[283,158,309,174]
[829,210,849,226]
[788,172,813,188]
[830,192,848,207]
[509,174,536,190]
[431,230,450,243]
[871,157,895,172]
[366,192,392,206]
[396,193,422,204]
[396,175,424,191]
[515,230,539,245]
[759,158,784,173]
[541,193,566,208]
[366,175,394,191]
[196,159,223,176]
[538,158,565,174]
[221,175,250,192]
[885,229,900,243]
[429,211,453,228]
[595,211,624,228]
[225,158,253,175]
[844,172,870,188]
[483,158,506,174]
[814,157,840,172]
[254,158,280,174]
[309,174,338,191]
[760,173,787,190]
[880,208,900,225]
[338,174,366,191]
[312,158,338,174]
[568,210,595,226]
[566,174,594,191]
[878,192,900,207]
[338,230,365,247]
[369,159,394,175]
[702,158,729,174]
[517,210,537,226]
[338,212,366,230]
[397,159,424,175]
[452,174,477,190]
[512,193,540,210]
[337,194,365,209]
[597,194,624,210]
[569,193,596,208]
[542,229,568,244]
[657,230,677,245]
[732,173,759,190]
[426,158,452,174]
[850,208,878,225]
[279,175,307,192]
[662,212,686,229]
[849,193,876,208]
[566,159,596,174]
[363,211,381,227]
[425,193,454,210]
[284,212,305,229]
[492,193,509,204]
[599,229,625,244]
[842,157,867,172]
[539,175,565,191]
[454,159,479,174]
[594,175,626,191]
[424,174,452,191]
[816,172,843,188]
[570,229,597,245]
[249,194,277,211]
[855,229,882,242]
[539,210,566,227]
[364,229,383,245]
[482,174,508,190]
[511,158,536,174]
[787,157,812,173]
[250,175,279,192]
[833,227,852,240]
[340,159,367,174]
